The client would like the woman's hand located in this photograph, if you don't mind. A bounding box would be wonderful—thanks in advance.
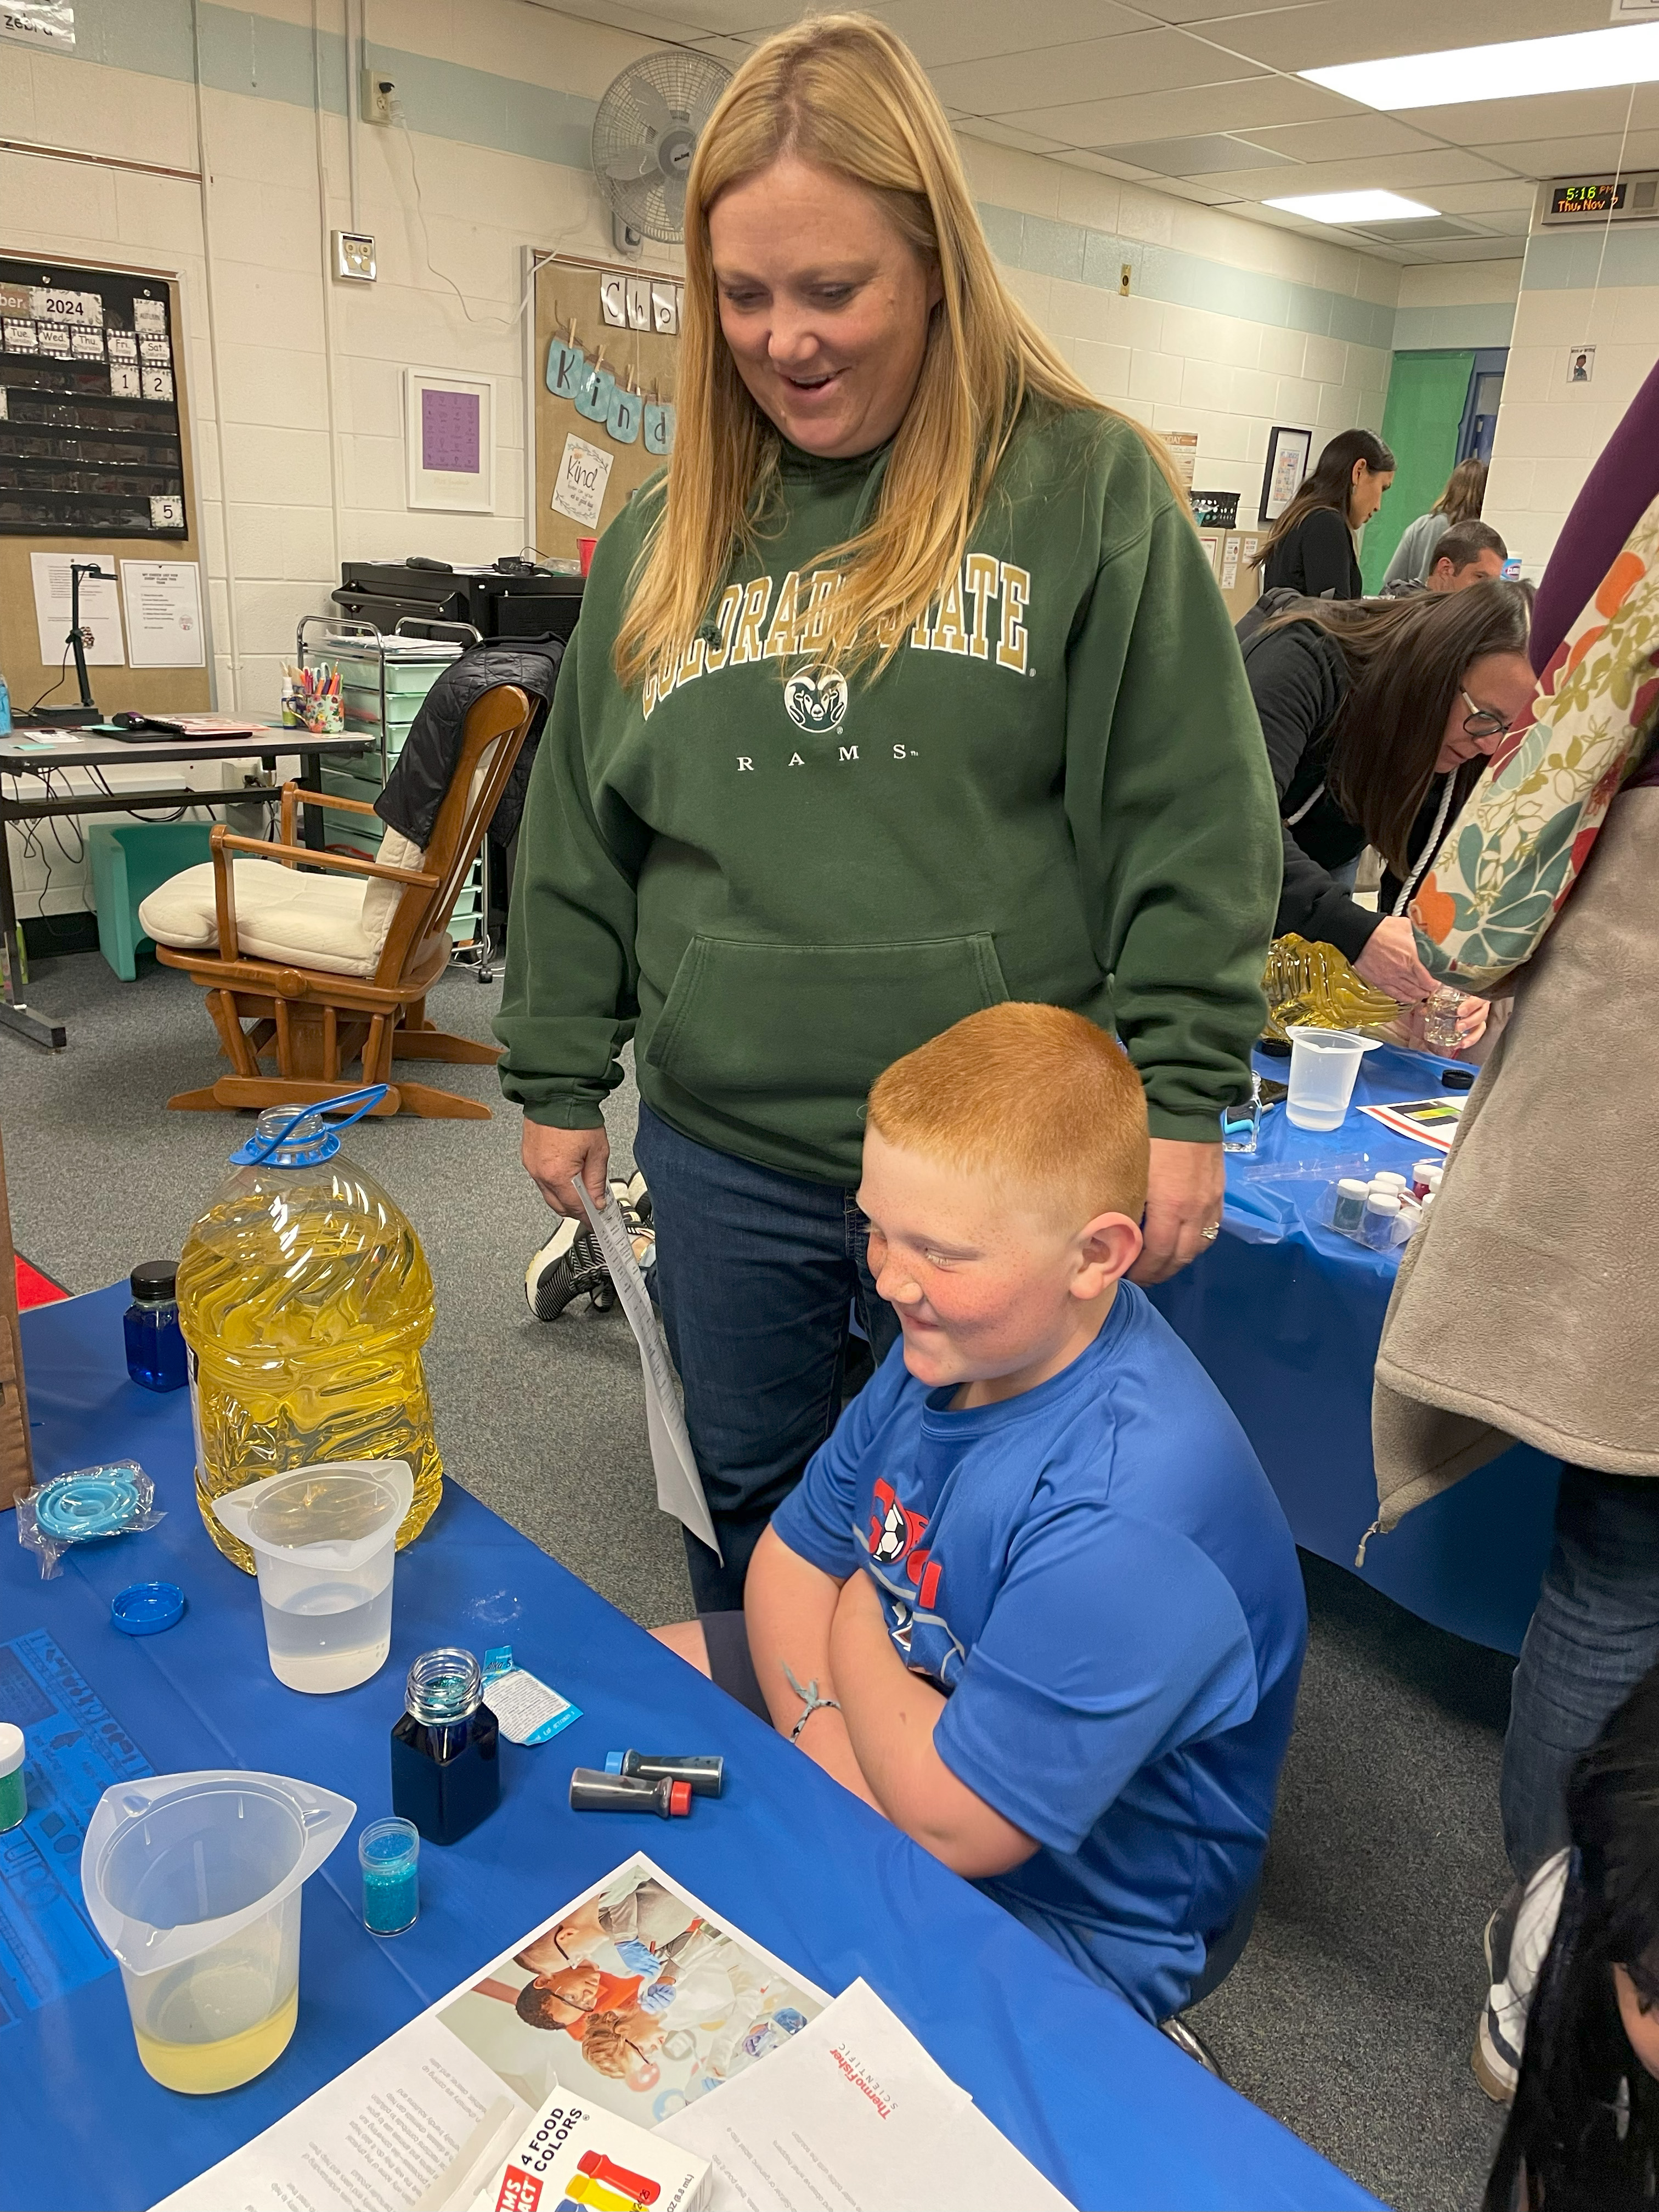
[1353,915,1438,1004]
[1128,1138,1224,1284]
[1395,995,1489,1055]
[521,1118,611,1219]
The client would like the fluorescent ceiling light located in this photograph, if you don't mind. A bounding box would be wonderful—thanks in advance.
[1304,23,1659,111]
[1264,190,1440,224]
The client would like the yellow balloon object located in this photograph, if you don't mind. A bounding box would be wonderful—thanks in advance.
[1261,933,1400,1042]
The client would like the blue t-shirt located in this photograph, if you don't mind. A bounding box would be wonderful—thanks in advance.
[771,1284,1307,2022]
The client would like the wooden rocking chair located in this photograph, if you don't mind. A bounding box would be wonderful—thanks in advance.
[151,683,534,1120]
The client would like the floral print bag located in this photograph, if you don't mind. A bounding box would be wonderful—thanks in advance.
[1410,494,1659,988]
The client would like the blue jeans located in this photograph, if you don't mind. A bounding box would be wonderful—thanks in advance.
[633,1102,901,1611]
[1502,1465,1659,1879]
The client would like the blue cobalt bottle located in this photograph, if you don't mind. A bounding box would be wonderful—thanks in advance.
[123,1261,188,1392]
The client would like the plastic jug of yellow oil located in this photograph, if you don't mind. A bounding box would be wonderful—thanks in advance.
[81,1769,353,2094]
[177,1086,442,1572]
[1262,933,1400,1042]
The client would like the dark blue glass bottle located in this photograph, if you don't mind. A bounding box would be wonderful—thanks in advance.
[391,1649,500,1846]
[123,1261,188,1392]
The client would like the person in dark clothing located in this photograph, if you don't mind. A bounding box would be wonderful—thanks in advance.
[1255,428,1395,601]
[1242,582,1534,1026]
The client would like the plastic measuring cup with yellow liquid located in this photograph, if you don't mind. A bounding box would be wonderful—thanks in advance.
[176,1087,442,1573]
[81,1770,353,2094]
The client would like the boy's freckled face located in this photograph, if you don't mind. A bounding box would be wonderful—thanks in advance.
[858,1128,1122,1399]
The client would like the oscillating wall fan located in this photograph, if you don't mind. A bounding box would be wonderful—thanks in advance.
[591,48,732,252]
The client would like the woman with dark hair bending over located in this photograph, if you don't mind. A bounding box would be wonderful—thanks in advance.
[1481,1662,1659,2210]
[1243,580,1534,1040]
[1256,428,1395,601]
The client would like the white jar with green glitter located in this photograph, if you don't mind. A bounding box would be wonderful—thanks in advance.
[0,1722,25,1833]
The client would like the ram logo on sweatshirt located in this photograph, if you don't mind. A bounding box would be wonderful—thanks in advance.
[641,553,1032,721]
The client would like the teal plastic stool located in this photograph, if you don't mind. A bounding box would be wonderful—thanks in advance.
[87,820,215,981]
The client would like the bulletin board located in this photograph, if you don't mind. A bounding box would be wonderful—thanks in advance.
[532,255,681,564]
[0,253,209,714]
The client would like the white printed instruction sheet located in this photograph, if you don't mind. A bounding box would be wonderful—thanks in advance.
[659,1978,1076,2211]
[154,1855,827,2212]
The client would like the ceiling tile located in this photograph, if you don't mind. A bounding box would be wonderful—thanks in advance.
[1196,0,1611,75]
[1238,115,1441,162]
[1396,86,1659,149]
[956,117,1075,154]
[930,27,1264,115]
[1190,149,1514,199]
[1001,73,1350,145]
[1426,179,1543,214]
[1477,129,1659,176]
[877,0,1148,68]
[1095,131,1298,174]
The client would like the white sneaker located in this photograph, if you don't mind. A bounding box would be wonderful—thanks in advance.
[524,1215,611,1320]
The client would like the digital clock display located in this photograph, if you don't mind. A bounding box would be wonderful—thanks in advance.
[1551,182,1626,216]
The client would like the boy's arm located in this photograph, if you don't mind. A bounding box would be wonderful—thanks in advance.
[744,1527,884,1812]
[828,1571,1039,1880]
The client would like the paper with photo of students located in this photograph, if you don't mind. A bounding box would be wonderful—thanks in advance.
[152,1855,827,2212]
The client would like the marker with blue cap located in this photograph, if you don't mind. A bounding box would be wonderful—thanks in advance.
[603,1750,723,1798]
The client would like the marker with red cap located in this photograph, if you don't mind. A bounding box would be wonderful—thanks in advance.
[568,1767,691,1818]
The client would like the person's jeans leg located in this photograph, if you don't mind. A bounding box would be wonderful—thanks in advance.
[1502,1465,1659,1880]
[634,1104,871,1611]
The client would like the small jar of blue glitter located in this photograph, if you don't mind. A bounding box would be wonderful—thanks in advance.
[359,1816,420,1936]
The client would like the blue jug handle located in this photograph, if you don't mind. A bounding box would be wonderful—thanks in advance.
[232,1084,389,1165]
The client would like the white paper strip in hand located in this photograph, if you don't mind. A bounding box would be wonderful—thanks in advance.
[573,1181,721,1560]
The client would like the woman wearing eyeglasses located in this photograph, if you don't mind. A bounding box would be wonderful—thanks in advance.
[1242,581,1535,1045]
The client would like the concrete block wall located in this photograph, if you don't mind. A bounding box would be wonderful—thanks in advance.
[1486,227,1659,578]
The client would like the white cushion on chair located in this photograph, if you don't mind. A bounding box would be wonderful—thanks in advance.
[139,827,428,980]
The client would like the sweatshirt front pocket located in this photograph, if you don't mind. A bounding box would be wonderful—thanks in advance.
[646,934,1011,1107]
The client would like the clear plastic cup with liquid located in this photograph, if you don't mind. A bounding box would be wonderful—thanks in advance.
[80,1770,353,2094]
[1284,1026,1383,1132]
[212,1459,414,1694]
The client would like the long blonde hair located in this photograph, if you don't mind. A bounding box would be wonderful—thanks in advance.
[613,12,1186,690]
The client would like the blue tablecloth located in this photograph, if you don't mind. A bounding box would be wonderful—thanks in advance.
[1150,1043,1560,1656]
[3,1285,1378,2212]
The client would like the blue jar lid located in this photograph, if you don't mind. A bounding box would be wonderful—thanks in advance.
[111,1582,185,1636]
[605,1751,626,1774]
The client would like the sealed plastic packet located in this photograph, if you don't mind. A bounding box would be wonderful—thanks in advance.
[16,1462,163,1580]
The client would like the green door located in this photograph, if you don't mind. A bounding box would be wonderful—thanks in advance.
[1361,349,1475,591]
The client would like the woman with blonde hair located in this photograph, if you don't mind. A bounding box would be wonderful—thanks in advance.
[498,12,1279,1604]
[1384,457,1491,589]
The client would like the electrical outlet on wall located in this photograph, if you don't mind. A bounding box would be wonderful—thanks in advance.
[361,67,394,123]
[334,231,377,282]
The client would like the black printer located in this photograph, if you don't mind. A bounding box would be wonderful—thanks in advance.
[332,557,584,645]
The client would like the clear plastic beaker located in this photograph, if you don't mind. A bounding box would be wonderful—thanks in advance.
[81,1769,353,2094]
[1284,1026,1382,1132]
[212,1459,414,1694]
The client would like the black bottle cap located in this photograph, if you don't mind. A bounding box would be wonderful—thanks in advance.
[129,1259,177,1301]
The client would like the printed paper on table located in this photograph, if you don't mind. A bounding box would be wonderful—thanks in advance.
[152,1854,826,2212]
[658,1977,1076,2212]
[1359,1096,1467,1152]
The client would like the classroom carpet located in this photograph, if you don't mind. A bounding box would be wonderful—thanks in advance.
[2,945,1513,2211]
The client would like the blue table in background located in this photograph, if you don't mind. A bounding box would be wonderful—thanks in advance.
[1150,1043,1560,1657]
[2,1286,1379,2212]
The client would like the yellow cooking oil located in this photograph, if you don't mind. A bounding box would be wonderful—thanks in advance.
[177,1110,442,1573]
[133,1983,299,2094]
[1262,932,1400,1042]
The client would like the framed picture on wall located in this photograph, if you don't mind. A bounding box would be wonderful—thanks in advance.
[405,367,496,512]
[1260,425,1313,524]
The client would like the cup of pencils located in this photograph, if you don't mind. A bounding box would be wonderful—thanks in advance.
[294,662,343,734]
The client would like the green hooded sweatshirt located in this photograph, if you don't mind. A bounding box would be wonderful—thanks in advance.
[497,402,1280,1183]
